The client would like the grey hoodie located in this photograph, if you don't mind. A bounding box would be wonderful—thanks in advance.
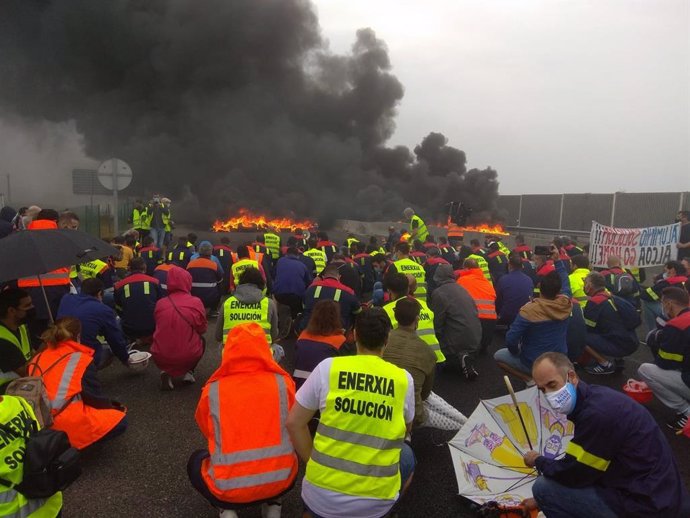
[214,284,279,343]
[429,264,482,355]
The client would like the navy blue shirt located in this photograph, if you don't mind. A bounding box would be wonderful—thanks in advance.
[536,382,687,516]
[495,269,534,325]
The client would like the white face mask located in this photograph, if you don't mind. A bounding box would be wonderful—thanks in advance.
[545,380,578,415]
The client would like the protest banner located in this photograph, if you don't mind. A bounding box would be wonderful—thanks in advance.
[589,221,680,268]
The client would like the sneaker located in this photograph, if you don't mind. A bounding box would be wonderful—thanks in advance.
[585,362,615,375]
[261,502,282,518]
[219,510,239,518]
[666,413,689,432]
[160,372,174,391]
[461,355,478,381]
[183,371,196,384]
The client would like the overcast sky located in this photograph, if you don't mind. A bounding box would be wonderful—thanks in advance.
[314,0,689,195]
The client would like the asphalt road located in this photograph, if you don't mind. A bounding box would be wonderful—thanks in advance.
[62,320,690,518]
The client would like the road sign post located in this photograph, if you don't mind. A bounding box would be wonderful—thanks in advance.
[97,158,132,236]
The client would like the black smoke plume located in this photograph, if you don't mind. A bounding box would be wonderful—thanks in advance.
[0,0,500,226]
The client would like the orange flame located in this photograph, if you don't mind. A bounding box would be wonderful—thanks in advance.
[434,219,509,236]
[212,209,315,233]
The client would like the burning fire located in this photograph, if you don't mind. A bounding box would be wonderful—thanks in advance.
[212,209,315,233]
[436,219,509,236]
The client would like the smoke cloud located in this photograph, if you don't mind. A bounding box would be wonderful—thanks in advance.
[0,0,500,225]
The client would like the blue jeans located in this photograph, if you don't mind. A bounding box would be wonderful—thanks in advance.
[493,348,531,375]
[303,443,416,518]
[149,227,166,250]
[532,476,617,518]
[641,300,662,334]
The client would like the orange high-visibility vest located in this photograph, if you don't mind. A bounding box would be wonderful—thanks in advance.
[17,220,71,288]
[198,324,298,503]
[457,268,497,320]
[28,340,124,449]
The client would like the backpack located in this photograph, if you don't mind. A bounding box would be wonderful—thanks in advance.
[4,352,72,429]
[611,295,642,330]
[612,271,635,297]
[0,399,81,498]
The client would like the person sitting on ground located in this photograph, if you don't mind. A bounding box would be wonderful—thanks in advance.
[151,266,207,390]
[139,235,163,275]
[28,317,128,449]
[293,300,351,390]
[111,235,134,279]
[0,394,63,516]
[188,241,224,317]
[391,242,427,301]
[523,352,688,518]
[494,250,571,384]
[599,255,641,308]
[640,260,688,332]
[423,246,450,298]
[637,287,690,432]
[485,241,508,285]
[114,257,161,342]
[299,264,361,333]
[330,253,363,299]
[216,267,279,348]
[383,297,465,431]
[169,235,194,269]
[303,237,328,277]
[188,323,298,518]
[582,271,640,375]
[57,278,131,369]
[430,264,482,380]
[273,246,313,322]
[213,237,234,295]
[383,298,436,427]
[230,244,265,292]
[457,257,497,355]
[286,308,416,518]
[0,288,35,394]
[495,252,534,327]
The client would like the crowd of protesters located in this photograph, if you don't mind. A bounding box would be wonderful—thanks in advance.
[0,203,688,518]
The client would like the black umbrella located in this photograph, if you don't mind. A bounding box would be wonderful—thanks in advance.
[0,229,121,321]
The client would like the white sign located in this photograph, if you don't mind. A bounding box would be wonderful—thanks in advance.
[97,158,132,191]
[589,220,680,268]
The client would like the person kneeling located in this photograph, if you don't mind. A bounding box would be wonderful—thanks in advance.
[188,323,298,518]
[28,317,128,450]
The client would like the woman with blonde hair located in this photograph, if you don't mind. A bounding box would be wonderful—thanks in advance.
[28,317,127,449]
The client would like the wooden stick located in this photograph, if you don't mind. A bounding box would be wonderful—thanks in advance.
[503,375,534,450]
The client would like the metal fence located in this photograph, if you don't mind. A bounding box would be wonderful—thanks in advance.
[70,201,133,238]
[498,191,689,235]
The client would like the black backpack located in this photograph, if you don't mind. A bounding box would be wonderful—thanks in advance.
[0,399,81,498]
[611,295,642,330]
[612,271,635,297]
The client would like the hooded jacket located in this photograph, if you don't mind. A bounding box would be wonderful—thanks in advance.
[505,260,573,368]
[196,323,298,502]
[214,283,279,343]
[151,266,207,377]
[429,264,482,349]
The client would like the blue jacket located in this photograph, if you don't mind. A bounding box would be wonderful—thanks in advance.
[649,307,690,388]
[505,260,572,368]
[584,291,639,348]
[114,273,161,335]
[57,293,129,365]
[273,255,312,297]
[496,269,534,325]
[536,382,687,517]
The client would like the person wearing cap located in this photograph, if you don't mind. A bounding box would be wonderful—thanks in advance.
[523,352,688,518]
[188,241,224,317]
[637,287,690,432]
[188,323,298,518]
[403,207,429,244]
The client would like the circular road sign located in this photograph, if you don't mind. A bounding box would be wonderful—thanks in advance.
[97,158,133,191]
